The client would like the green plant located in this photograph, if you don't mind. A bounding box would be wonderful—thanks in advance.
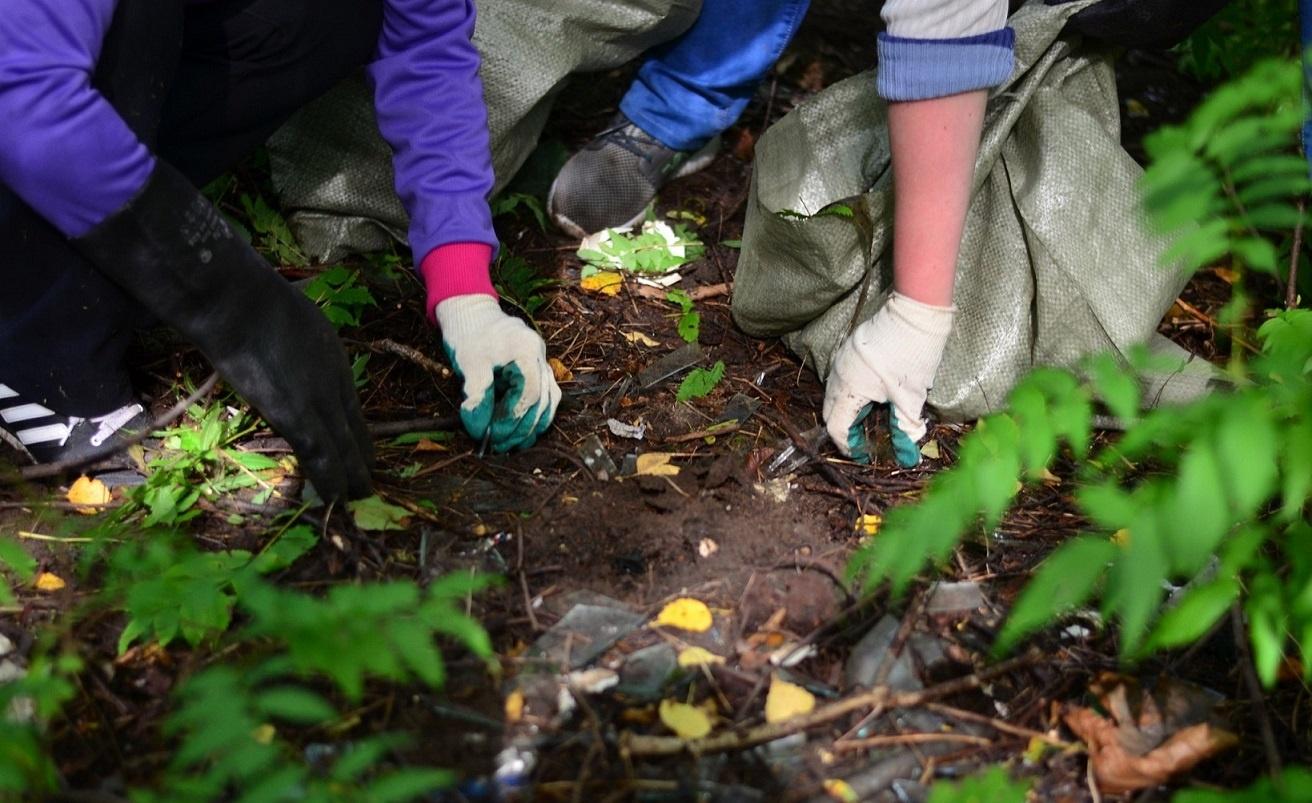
[677,360,726,403]
[666,288,701,344]
[0,653,80,795]
[577,216,704,276]
[848,58,1312,681]
[491,191,547,231]
[494,253,557,319]
[1175,767,1312,801]
[302,265,379,329]
[125,399,279,527]
[241,192,307,268]
[1175,0,1297,83]
[925,766,1031,803]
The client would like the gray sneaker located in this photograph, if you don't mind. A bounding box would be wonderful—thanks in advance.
[548,115,720,238]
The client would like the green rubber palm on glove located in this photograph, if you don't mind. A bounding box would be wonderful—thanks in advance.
[822,292,955,468]
[435,295,560,453]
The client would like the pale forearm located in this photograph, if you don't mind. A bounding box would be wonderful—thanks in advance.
[888,90,987,307]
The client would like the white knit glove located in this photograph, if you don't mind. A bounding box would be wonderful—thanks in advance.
[435,295,560,453]
[822,292,955,467]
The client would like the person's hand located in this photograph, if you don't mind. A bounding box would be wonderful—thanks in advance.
[822,292,955,468]
[72,162,373,501]
[435,295,560,453]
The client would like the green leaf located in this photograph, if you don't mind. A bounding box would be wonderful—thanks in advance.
[676,360,725,403]
[254,687,337,724]
[349,495,412,531]
[0,538,36,582]
[1213,397,1278,517]
[996,537,1117,655]
[925,765,1031,803]
[676,310,701,343]
[367,768,457,802]
[1105,517,1168,657]
[1086,352,1140,423]
[1165,442,1231,574]
[1144,578,1240,651]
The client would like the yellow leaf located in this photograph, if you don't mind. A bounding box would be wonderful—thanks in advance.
[1024,735,1050,765]
[764,674,815,724]
[252,724,276,745]
[1112,528,1131,548]
[548,357,573,383]
[658,699,712,740]
[504,689,525,723]
[677,647,725,668]
[622,331,661,348]
[855,514,881,536]
[654,598,713,632]
[413,438,448,452]
[635,453,680,477]
[67,475,111,514]
[581,271,623,296]
[823,779,859,802]
[1040,468,1061,485]
[919,439,941,460]
[34,572,65,592]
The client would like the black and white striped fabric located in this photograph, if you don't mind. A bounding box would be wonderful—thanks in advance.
[0,383,144,463]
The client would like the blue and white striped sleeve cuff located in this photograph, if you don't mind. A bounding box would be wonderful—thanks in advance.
[876,27,1015,102]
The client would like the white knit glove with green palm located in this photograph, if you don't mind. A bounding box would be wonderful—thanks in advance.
[435,295,560,453]
[822,292,956,467]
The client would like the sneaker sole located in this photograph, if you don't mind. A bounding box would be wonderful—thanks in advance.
[548,135,722,240]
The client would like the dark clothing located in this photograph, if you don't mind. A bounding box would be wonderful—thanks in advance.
[0,0,383,414]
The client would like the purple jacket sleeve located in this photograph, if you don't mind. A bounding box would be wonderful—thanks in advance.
[368,0,498,264]
[0,0,155,237]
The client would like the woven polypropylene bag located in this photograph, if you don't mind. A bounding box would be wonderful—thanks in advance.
[731,0,1215,421]
[267,0,700,262]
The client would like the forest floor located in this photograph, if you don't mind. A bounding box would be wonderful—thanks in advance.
[1,8,1305,803]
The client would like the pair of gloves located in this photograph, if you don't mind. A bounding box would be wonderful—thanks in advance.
[73,161,558,502]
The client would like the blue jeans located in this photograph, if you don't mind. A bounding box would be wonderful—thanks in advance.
[620,0,810,152]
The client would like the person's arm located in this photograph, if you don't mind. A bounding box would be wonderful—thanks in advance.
[823,0,1011,466]
[0,0,154,237]
[368,0,559,453]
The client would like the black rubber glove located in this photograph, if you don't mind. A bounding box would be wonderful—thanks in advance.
[72,162,373,501]
[1046,0,1230,50]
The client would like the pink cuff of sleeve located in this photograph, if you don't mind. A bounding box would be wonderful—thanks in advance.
[419,242,498,323]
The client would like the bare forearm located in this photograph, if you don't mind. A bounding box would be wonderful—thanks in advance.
[888,90,987,307]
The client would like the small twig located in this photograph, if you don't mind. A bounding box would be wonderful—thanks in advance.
[634,282,733,303]
[11,372,219,483]
[831,732,992,752]
[366,416,461,438]
[622,649,1039,757]
[1231,606,1282,777]
[1289,198,1305,310]
[358,338,451,379]
[1171,297,1258,354]
[924,702,1073,748]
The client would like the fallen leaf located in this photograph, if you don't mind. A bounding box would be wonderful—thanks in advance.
[1063,674,1238,794]
[348,495,411,531]
[919,439,941,460]
[252,724,277,745]
[504,689,524,723]
[653,598,713,632]
[635,452,680,477]
[34,572,65,592]
[677,647,725,668]
[822,779,858,803]
[855,514,881,536]
[659,699,712,740]
[67,476,111,514]
[1040,467,1062,485]
[548,357,573,383]
[764,674,815,723]
[580,270,623,296]
[413,438,448,452]
[622,330,661,348]
[1125,98,1150,118]
[1112,528,1131,547]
